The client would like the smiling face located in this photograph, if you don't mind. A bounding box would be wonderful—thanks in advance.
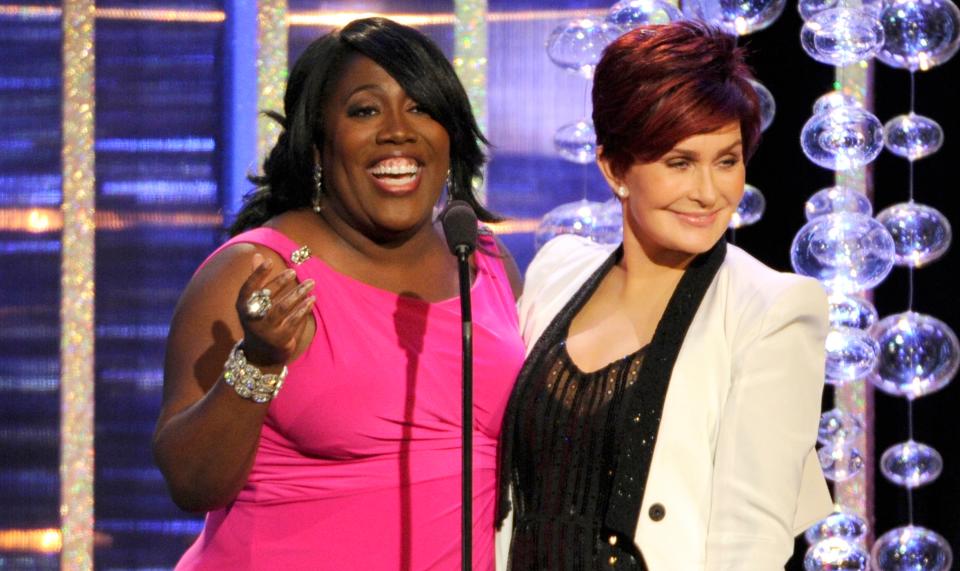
[599,121,746,266]
[319,55,451,242]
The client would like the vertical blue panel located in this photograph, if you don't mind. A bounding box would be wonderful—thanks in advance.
[224,0,258,220]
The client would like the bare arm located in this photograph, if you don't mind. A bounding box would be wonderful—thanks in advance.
[152,244,315,512]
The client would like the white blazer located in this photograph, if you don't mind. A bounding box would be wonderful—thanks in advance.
[496,235,833,570]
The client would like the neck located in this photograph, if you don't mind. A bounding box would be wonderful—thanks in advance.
[617,222,694,297]
[314,205,444,267]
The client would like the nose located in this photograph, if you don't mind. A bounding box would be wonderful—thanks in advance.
[690,166,719,207]
[376,109,417,145]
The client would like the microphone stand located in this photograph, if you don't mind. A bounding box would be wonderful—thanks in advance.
[454,242,473,571]
[441,199,477,571]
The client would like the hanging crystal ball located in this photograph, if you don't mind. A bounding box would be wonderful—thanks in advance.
[535,199,609,250]
[730,184,766,229]
[884,112,944,160]
[869,311,960,400]
[681,0,786,35]
[875,202,952,267]
[546,19,625,79]
[804,538,869,570]
[825,326,880,382]
[799,0,839,21]
[554,119,597,164]
[805,186,873,220]
[877,0,960,71]
[607,0,682,29]
[871,525,953,571]
[791,213,895,294]
[590,198,624,245]
[818,408,865,446]
[801,105,884,170]
[805,511,870,544]
[881,440,944,488]
[801,7,885,66]
[828,294,879,329]
[748,79,776,132]
[818,441,865,481]
[813,90,863,115]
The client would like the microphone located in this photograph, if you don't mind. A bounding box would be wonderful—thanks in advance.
[441,200,478,258]
[441,199,477,571]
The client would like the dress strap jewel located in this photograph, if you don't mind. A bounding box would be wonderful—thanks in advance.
[291,245,311,265]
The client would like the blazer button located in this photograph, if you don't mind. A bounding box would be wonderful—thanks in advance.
[648,503,666,522]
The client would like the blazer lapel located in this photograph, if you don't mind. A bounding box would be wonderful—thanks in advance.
[604,239,727,538]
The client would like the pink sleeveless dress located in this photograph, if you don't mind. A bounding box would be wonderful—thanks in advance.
[175,227,524,570]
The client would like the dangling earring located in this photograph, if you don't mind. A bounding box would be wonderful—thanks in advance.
[312,165,323,213]
[615,184,630,199]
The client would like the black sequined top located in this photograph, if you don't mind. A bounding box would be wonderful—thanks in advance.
[507,336,654,571]
[498,240,728,570]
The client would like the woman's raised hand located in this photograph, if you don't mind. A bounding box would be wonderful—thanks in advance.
[234,253,315,367]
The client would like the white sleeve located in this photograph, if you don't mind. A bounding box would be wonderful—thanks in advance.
[705,279,829,570]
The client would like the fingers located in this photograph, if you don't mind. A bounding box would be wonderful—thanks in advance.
[238,253,274,301]
[234,251,317,365]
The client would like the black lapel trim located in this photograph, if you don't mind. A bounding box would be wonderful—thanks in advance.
[603,239,727,537]
[496,243,624,528]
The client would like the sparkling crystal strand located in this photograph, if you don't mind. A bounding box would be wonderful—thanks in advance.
[729,184,766,228]
[869,311,960,399]
[805,186,873,220]
[553,119,597,164]
[535,199,609,250]
[804,537,869,570]
[813,90,863,114]
[800,7,885,66]
[606,0,682,29]
[871,525,953,571]
[818,408,865,445]
[825,327,880,382]
[805,511,870,544]
[876,202,952,267]
[681,0,786,35]
[828,294,879,329]
[818,442,865,481]
[880,440,943,488]
[547,19,625,79]
[877,0,960,71]
[884,113,944,160]
[748,80,776,131]
[801,106,884,170]
[791,213,895,294]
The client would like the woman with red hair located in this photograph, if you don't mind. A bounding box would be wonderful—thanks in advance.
[496,21,832,569]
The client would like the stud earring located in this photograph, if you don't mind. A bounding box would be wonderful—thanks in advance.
[616,184,630,199]
[312,165,323,213]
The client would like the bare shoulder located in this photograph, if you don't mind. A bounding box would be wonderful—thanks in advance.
[160,238,287,415]
[489,232,523,300]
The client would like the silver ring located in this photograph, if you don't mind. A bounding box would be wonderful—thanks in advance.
[245,288,272,320]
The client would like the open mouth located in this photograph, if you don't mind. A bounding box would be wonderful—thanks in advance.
[368,157,422,192]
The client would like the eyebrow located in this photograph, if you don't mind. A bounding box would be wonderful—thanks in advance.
[668,140,743,157]
[343,83,383,101]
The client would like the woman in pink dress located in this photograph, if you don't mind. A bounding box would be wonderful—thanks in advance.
[153,18,525,570]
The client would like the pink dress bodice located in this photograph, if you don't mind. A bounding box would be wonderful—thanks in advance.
[176,227,524,570]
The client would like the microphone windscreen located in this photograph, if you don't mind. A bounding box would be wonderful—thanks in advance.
[441,200,478,256]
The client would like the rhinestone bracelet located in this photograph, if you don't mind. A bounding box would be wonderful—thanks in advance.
[222,341,287,403]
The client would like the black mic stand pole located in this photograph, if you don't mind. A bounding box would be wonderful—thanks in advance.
[441,200,477,571]
[455,242,473,571]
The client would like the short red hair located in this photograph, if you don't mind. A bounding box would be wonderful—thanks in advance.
[592,21,761,177]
